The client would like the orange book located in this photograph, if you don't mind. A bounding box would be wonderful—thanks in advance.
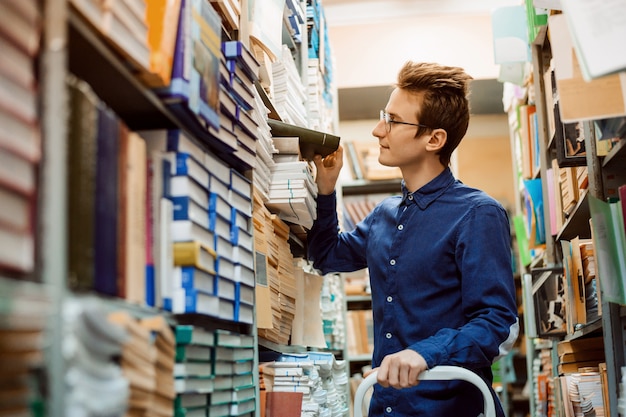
[142,0,181,87]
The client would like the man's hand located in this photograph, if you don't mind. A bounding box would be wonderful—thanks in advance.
[313,145,344,195]
[366,349,428,389]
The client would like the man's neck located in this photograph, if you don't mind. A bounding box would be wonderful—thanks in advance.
[401,162,447,193]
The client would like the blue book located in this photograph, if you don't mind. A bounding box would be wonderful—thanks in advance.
[180,266,218,294]
[221,41,260,82]
[94,105,119,296]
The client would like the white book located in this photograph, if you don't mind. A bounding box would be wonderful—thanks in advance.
[170,175,210,209]
[171,219,215,249]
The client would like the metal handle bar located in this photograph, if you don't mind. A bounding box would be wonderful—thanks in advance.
[353,365,496,417]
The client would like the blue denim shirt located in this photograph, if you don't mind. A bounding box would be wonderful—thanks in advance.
[308,168,519,417]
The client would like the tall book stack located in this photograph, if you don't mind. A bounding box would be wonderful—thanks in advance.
[0,0,41,277]
[253,190,298,345]
[270,45,308,127]
[142,128,254,324]
[0,280,49,415]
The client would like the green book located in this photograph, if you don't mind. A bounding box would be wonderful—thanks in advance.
[588,194,626,304]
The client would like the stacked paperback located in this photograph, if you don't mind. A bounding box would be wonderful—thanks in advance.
[174,325,256,417]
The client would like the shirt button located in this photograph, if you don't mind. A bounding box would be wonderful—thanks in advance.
[408,195,413,200]
[386,332,392,339]
[386,406,392,413]
[387,296,393,302]
[397,224,403,231]
[389,259,396,266]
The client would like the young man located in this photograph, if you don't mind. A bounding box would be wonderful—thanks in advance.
[308,62,519,417]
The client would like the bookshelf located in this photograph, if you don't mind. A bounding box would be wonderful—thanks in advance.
[0,0,349,415]
[503,5,626,417]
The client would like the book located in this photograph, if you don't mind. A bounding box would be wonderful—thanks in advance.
[94,105,120,297]
[175,325,215,346]
[267,119,340,161]
[588,194,626,304]
[177,266,217,294]
[173,241,217,275]
[222,41,260,82]
[117,130,147,304]
[174,153,211,189]
[170,220,216,250]
[172,287,220,315]
[141,0,181,87]
[171,175,210,209]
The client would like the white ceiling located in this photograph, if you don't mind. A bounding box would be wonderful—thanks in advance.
[322,0,521,26]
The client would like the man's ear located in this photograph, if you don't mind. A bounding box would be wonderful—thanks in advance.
[425,129,447,152]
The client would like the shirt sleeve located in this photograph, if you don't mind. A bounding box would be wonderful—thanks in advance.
[408,203,520,369]
[307,191,369,274]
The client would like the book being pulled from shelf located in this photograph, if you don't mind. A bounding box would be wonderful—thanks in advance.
[267,118,340,161]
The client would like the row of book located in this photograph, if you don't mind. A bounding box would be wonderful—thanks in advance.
[0,1,41,277]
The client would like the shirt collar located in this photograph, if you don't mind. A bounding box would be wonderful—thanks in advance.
[400,167,456,209]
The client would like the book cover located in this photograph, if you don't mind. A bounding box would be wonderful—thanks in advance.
[588,194,626,304]
[267,119,340,161]
[173,241,217,275]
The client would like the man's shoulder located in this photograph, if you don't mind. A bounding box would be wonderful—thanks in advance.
[451,182,507,211]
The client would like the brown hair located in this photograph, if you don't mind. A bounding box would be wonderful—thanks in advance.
[396,62,473,166]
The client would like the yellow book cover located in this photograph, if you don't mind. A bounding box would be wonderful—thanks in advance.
[173,241,217,274]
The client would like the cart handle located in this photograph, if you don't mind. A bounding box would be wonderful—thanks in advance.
[352,365,496,417]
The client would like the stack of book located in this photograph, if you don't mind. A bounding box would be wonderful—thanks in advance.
[557,336,604,375]
[140,315,177,416]
[221,40,262,170]
[266,160,317,229]
[262,352,349,417]
[213,330,256,416]
[64,300,129,416]
[558,370,606,417]
[0,280,49,415]
[108,311,160,416]
[253,190,298,345]
[174,325,256,416]
[71,0,151,75]
[174,325,215,413]
[0,0,41,277]
[271,45,308,127]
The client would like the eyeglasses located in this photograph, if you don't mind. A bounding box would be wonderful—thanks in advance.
[380,110,433,133]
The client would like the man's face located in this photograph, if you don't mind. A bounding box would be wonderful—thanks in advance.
[372,88,432,171]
